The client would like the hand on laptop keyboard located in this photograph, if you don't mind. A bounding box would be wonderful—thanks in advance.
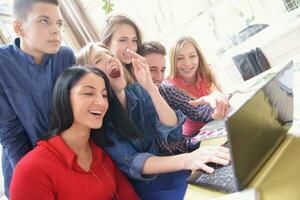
[183,145,231,173]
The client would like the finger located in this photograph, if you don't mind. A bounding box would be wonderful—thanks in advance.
[215,151,231,161]
[199,163,215,173]
[224,104,230,117]
[214,99,227,119]
[210,156,230,166]
[189,97,209,106]
[211,103,222,120]
[217,146,230,153]
[131,59,140,73]
[126,49,146,62]
[136,57,147,70]
[217,100,226,119]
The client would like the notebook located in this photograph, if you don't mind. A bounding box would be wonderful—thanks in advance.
[187,61,294,193]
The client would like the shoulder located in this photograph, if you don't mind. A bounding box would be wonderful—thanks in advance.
[0,44,13,58]
[51,46,75,70]
[160,81,182,94]
[126,83,143,92]
[56,46,75,58]
[126,83,149,97]
[14,146,53,176]
[160,80,175,89]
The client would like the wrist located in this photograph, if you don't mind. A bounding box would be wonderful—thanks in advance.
[147,85,159,96]
[176,153,190,170]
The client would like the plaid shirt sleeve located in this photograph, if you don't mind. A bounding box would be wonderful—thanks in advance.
[159,82,214,123]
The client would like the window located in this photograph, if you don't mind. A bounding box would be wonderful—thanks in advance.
[283,0,300,11]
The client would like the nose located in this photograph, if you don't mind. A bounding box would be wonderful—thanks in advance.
[182,57,191,66]
[51,23,61,35]
[94,95,107,107]
[158,71,164,83]
[127,41,137,51]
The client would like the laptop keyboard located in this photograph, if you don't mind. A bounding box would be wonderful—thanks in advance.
[194,164,235,192]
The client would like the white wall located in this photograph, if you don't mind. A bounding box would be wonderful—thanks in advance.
[213,11,300,93]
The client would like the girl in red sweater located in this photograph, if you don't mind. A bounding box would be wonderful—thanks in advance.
[10,66,140,200]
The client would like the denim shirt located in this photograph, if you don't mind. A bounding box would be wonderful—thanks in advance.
[104,83,186,181]
[0,38,75,146]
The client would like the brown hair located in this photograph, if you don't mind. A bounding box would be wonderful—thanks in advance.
[100,13,143,84]
[13,0,59,20]
[138,41,166,57]
[101,13,143,49]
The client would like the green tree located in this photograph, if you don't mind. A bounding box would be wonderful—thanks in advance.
[102,0,114,14]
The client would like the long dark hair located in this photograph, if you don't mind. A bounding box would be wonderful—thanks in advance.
[49,65,142,146]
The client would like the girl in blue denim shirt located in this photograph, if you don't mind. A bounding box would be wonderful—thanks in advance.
[77,43,230,200]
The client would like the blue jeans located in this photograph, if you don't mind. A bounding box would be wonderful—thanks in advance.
[1,135,32,198]
[133,170,191,200]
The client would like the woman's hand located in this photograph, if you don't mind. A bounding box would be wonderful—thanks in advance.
[189,91,230,120]
[127,49,156,92]
[183,145,231,173]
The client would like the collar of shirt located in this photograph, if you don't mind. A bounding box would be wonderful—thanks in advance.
[172,72,204,89]
[12,38,51,66]
[125,83,140,112]
[38,135,103,173]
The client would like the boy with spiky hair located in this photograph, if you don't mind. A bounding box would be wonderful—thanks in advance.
[0,0,75,196]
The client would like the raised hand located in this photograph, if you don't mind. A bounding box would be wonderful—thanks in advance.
[127,49,156,92]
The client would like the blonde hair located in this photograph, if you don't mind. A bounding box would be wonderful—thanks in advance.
[76,42,134,85]
[76,42,109,66]
[169,36,214,88]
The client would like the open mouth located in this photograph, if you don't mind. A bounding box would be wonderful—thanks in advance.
[89,110,102,117]
[109,67,121,78]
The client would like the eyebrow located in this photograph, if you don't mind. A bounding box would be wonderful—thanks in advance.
[37,15,50,19]
[82,85,107,92]
[82,85,96,90]
[119,36,137,39]
[37,15,63,22]
[149,66,166,69]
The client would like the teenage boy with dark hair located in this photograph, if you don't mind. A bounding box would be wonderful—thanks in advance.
[138,41,218,122]
[138,41,229,153]
[0,0,75,196]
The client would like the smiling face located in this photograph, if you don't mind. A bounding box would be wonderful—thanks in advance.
[15,2,63,62]
[90,46,127,93]
[144,53,166,86]
[175,41,199,83]
[70,73,108,130]
[107,24,138,65]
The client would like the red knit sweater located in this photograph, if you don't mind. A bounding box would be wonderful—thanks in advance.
[10,135,140,200]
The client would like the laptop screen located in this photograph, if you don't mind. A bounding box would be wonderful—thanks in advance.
[226,61,294,190]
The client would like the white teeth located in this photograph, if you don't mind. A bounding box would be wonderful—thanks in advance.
[110,65,118,70]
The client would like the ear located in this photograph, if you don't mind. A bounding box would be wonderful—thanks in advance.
[13,19,24,36]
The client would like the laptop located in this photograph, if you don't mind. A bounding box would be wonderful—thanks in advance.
[187,61,294,193]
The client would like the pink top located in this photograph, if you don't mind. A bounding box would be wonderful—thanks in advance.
[170,73,211,136]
